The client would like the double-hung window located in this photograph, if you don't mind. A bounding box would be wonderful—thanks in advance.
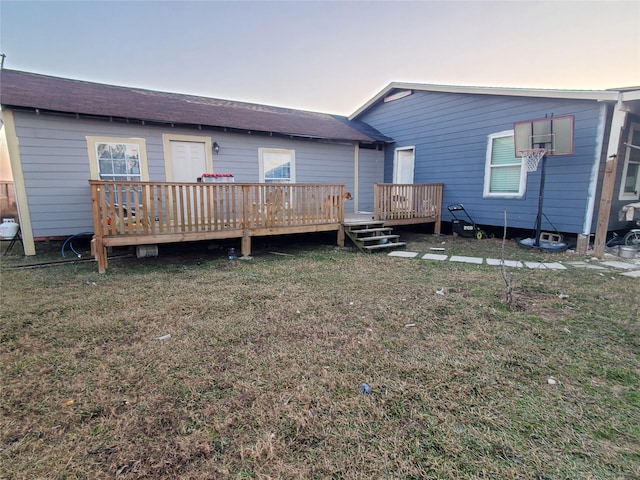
[619,123,640,201]
[87,137,149,181]
[86,136,149,209]
[259,148,295,183]
[483,131,526,198]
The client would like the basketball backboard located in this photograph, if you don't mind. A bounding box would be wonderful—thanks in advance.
[514,115,574,156]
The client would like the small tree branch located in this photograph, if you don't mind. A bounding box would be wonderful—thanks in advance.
[501,208,513,306]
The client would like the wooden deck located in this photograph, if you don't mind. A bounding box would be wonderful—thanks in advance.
[89,181,442,272]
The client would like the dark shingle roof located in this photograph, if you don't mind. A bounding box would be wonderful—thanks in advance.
[0,69,390,142]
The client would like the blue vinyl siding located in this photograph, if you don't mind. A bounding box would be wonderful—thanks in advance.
[11,111,358,237]
[360,90,604,234]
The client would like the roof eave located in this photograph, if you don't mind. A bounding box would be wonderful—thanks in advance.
[620,90,640,102]
[2,103,379,143]
[349,82,623,120]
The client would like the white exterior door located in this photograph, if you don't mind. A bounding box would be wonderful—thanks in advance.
[170,141,207,182]
[392,147,415,212]
[169,141,207,222]
[394,147,415,184]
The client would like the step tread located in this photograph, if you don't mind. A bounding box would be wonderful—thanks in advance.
[356,235,400,242]
[344,221,385,227]
[348,227,393,234]
[363,242,407,251]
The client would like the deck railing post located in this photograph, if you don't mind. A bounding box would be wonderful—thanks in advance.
[89,181,108,272]
[241,185,251,255]
[435,183,443,234]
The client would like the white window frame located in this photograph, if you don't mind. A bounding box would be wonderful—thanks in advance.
[259,148,295,183]
[618,122,640,201]
[483,130,526,198]
[86,136,149,181]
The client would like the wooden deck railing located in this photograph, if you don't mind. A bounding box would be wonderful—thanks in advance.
[90,181,347,272]
[89,181,443,272]
[374,183,443,230]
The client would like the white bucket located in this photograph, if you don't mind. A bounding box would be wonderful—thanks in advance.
[136,244,159,258]
[0,218,19,240]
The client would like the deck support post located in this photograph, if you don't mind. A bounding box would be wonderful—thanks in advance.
[94,236,108,273]
[337,224,345,247]
[241,230,251,257]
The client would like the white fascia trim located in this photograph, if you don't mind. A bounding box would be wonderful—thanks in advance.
[350,83,400,120]
[350,82,621,120]
[620,90,640,102]
[583,103,609,235]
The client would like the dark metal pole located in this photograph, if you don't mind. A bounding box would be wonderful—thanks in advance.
[534,154,547,247]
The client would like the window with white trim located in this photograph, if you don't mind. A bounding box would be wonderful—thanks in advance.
[483,131,526,198]
[86,136,149,181]
[259,148,295,183]
[619,123,640,201]
[86,136,150,210]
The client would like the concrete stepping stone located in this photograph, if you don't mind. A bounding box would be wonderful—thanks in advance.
[600,261,637,270]
[449,255,483,264]
[524,262,567,270]
[382,249,637,277]
[421,253,448,261]
[565,261,608,270]
[486,258,523,268]
[387,251,418,258]
[620,269,640,278]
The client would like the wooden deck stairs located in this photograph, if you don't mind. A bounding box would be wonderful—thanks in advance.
[344,220,406,253]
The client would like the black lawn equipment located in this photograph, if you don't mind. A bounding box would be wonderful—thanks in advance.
[447,204,487,239]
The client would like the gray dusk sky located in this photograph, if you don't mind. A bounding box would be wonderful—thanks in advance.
[1,0,639,115]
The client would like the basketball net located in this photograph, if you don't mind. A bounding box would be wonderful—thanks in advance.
[520,148,547,172]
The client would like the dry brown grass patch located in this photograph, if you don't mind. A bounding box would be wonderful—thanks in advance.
[1,235,639,478]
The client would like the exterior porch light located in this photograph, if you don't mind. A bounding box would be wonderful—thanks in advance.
[213,141,220,154]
